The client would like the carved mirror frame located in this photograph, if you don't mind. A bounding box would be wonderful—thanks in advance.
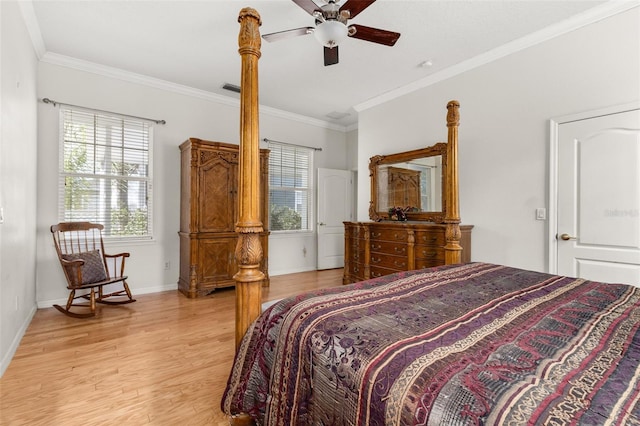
[369,142,448,223]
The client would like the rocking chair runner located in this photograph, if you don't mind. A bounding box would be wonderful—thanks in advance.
[51,222,136,318]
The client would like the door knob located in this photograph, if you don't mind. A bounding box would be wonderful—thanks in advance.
[319,222,326,226]
[559,233,577,241]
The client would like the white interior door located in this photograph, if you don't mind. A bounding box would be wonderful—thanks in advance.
[317,168,353,270]
[556,108,640,286]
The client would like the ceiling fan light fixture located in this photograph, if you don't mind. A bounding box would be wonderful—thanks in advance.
[314,20,348,48]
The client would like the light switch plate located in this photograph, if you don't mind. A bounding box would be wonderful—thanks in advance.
[535,208,546,220]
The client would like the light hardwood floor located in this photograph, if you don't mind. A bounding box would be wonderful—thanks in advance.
[0,268,344,425]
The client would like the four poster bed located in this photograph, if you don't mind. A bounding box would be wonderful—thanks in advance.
[225,8,640,425]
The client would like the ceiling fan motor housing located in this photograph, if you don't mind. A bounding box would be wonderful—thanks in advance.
[314,21,347,48]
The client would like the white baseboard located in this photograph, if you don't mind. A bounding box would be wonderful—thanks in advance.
[0,304,37,378]
[36,283,178,309]
[134,283,178,295]
[269,266,316,276]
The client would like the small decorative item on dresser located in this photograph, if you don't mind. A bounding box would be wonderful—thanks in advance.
[389,207,406,221]
[389,206,418,221]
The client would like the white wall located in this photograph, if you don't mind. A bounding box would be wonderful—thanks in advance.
[0,1,39,376]
[357,8,640,273]
[346,128,359,218]
[36,62,348,304]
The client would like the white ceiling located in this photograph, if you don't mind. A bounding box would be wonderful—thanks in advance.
[24,0,621,129]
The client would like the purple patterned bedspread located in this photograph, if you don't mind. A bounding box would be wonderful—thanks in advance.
[222,263,640,425]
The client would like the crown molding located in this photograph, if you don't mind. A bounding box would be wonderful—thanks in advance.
[39,52,348,132]
[354,1,639,113]
[345,122,359,132]
[41,52,238,107]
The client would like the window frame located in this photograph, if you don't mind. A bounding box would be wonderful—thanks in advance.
[267,141,314,234]
[57,106,154,241]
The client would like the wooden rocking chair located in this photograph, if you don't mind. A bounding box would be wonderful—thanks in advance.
[51,222,136,318]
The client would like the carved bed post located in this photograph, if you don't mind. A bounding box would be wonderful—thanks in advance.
[444,100,462,264]
[234,8,264,349]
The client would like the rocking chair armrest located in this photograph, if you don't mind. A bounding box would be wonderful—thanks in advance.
[103,252,130,277]
[60,258,85,287]
[104,252,130,259]
[60,258,85,267]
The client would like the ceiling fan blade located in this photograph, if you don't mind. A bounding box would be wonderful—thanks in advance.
[262,27,314,42]
[349,24,400,46]
[324,46,339,66]
[292,0,322,16]
[340,0,376,18]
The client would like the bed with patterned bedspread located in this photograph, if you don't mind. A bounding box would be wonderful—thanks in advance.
[222,262,640,425]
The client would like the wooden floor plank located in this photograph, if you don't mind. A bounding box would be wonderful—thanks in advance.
[0,268,343,425]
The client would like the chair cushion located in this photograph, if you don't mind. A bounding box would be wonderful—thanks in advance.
[62,250,108,284]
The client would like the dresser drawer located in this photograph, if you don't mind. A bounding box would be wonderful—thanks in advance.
[350,247,366,263]
[369,253,408,270]
[348,226,367,240]
[415,247,445,262]
[348,261,366,278]
[414,231,445,247]
[416,258,445,269]
[370,240,407,256]
[369,227,409,242]
[369,265,400,279]
[348,237,366,257]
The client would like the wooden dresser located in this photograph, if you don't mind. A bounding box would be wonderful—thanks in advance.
[178,138,270,298]
[343,221,473,284]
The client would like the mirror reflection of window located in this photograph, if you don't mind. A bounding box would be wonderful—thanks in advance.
[419,165,431,210]
[407,155,441,212]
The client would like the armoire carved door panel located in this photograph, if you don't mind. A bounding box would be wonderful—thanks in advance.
[199,237,237,282]
[199,159,236,233]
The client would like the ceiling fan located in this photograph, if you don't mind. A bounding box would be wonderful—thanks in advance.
[262,0,401,66]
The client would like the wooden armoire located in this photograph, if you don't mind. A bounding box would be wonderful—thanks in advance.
[178,138,269,298]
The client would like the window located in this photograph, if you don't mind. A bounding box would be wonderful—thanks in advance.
[59,107,153,239]
[267,141,313,232]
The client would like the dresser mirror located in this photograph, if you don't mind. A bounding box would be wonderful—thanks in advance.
[369,143,447,223]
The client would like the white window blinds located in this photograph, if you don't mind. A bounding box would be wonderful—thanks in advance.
[267,141,313,232]
[58,107,153,239]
